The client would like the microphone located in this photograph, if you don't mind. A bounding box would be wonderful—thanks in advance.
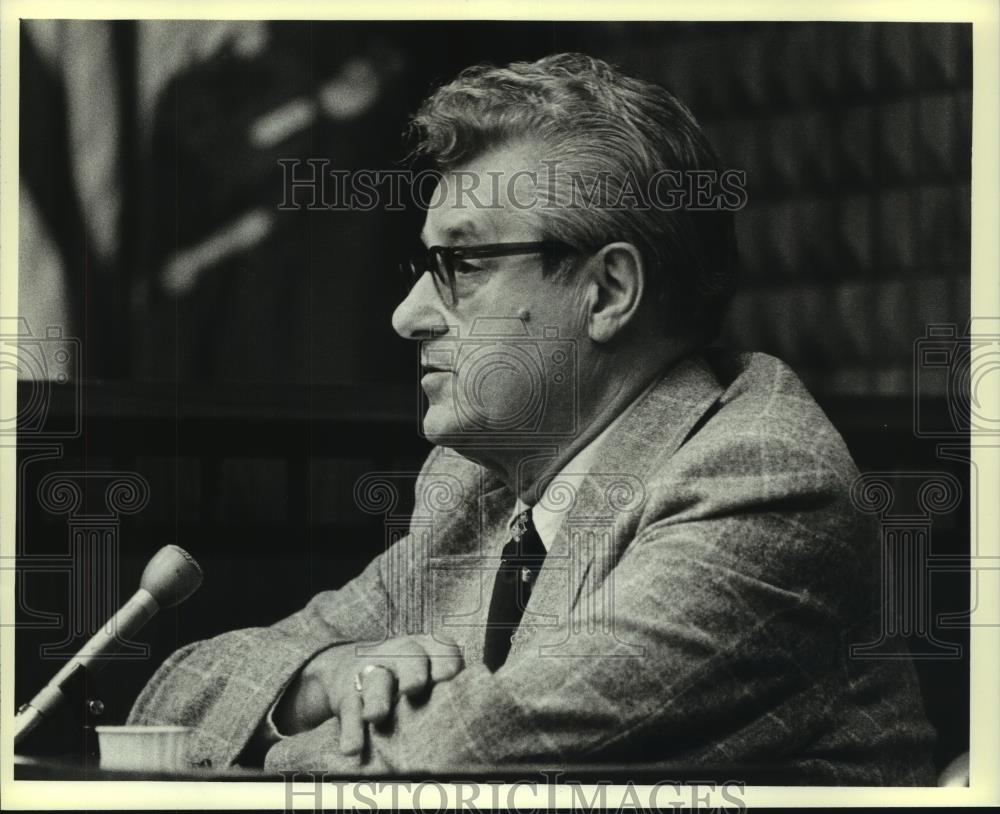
[14,544,203,748]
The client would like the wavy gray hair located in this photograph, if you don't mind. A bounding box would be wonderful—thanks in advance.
[409,52,738,341]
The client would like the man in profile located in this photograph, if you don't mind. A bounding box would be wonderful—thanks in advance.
[129,53,936,784]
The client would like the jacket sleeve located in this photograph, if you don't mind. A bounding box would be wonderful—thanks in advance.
[126,542,396,768]
[263,434,931,783]
[127,447,457,767]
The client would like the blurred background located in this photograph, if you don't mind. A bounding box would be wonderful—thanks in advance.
[15,21,971,772]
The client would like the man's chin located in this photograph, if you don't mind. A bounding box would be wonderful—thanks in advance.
[420,404,560,453]
[420,413,494,456]
[419,407,462,446]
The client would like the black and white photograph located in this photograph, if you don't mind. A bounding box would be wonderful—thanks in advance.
[2,1,998,810]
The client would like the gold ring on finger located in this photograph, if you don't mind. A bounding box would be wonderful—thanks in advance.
[354,663,389,694]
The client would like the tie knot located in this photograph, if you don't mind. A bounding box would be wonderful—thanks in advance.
[503,508,545,562]
[510,508,534,542]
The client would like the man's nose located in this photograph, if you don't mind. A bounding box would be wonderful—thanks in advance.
[391,271,450,338]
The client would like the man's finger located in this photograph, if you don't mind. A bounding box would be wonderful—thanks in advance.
[360,665,396,723]
[389,641,430,696]
[338,691,365,755]
[428,642,464,683]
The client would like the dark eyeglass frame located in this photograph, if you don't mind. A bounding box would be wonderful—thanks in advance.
[400,241,573,306]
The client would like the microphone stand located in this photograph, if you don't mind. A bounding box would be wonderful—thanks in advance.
[13,544,202,758]
[15,662,105,767]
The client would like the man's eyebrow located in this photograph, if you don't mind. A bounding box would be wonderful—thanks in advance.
[420,222,482,247]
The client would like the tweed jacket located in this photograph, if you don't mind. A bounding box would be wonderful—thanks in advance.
[129,351,937,784]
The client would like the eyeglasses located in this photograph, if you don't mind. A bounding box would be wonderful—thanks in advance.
[399,241,573,306]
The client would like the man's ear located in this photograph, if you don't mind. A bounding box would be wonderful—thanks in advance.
[586,242,646,343]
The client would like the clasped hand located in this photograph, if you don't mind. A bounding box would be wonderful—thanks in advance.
[274,634,464,755]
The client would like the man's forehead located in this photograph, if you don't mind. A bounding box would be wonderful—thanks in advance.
[421,194,539,246]
[423,148,545,244]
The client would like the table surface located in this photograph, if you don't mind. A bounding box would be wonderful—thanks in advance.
[13,753,791,784]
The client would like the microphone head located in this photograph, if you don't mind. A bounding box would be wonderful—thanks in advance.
[139,545,204,608]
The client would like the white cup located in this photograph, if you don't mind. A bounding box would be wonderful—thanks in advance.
[95,725,193,772]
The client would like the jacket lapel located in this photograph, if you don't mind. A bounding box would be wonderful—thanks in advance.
[518,352,726,651]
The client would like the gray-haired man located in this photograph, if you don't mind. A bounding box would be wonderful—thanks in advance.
[130,54,936,784]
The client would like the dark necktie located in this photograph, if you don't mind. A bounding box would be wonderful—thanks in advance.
[483,508,547,672]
